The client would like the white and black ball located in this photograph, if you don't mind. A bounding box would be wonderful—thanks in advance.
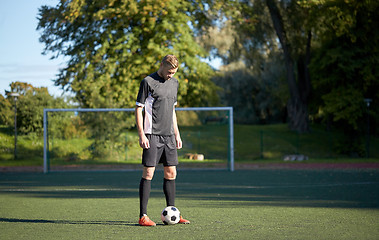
[161,206,180,225]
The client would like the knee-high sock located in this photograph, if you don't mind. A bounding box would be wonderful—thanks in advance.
[163,178,176,206]
[139,178,151,218]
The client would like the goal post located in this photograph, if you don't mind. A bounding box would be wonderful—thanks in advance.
[43,107,234,173]
[177,107,234,172]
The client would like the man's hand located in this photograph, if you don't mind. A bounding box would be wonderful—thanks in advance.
[139,135,150,149]
[176,135,182,149]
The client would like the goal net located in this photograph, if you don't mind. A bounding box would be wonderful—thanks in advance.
[43,107,234,173]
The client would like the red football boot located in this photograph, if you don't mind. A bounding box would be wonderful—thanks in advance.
[178,215,190,224]
[139,215,156,226]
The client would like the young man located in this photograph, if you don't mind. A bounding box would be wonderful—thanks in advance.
[135,55,190,226]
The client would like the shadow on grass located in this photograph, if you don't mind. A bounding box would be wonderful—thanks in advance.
[0,217,138,226]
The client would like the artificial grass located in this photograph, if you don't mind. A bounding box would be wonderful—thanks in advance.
[0,169,378,239]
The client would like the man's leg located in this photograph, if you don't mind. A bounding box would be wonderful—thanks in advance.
[163,166,190,224]
[139,167,156,226]
[163,166,177,206]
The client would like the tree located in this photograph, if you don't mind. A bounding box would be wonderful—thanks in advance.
[198,0,312,131]
[0,94,13,126]
[7,82,69,135]
[265,0,312,133]
[37,0,219,109]
[212,58,287,124]
[37,0,222,160]
[1,82,71,136]
[201,18,288,124]
[308,0,379,155]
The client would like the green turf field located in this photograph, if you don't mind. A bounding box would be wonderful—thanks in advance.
[1,169,378,239]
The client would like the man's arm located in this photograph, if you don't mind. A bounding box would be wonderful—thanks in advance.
[172,107,182,149]
[135,106,150,149]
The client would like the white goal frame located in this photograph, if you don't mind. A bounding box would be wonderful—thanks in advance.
[43,107,234,173]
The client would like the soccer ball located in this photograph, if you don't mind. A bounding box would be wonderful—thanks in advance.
[161,206,180,225]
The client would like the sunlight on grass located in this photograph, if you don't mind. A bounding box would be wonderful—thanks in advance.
[263,151,282,158]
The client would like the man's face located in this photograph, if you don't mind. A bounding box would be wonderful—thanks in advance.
[160,64,178,80]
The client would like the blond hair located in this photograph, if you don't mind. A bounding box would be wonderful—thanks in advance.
[162,55,179,69]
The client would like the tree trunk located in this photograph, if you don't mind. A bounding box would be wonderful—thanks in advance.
[292,31,312,133]
[298,31,312,105]
[266,0,310,133]
[287,98,309,132]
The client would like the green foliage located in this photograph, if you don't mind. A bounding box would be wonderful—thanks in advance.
[48,112,89,140]
[321,86,364,130]
[3,121,379,166]
[307,0,379,155]
[1,82,72,136]
[37,0,223,160]
[196,5,289,124]
[0,95,13,126]
[309,1,379,125]
[203,0,378,135]
[198,0,315,131]
[82,112,130,160]
[50,137,92,162]
[212,58,287,124]
[37,0,219,108]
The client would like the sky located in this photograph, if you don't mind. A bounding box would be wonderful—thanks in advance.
[0,0,221,98]
[0,0,67,97]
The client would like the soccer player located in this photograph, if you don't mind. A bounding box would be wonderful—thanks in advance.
[135,55,190,226]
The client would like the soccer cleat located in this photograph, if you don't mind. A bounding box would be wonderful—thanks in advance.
[139,215,156,226]
[178,215,190,224]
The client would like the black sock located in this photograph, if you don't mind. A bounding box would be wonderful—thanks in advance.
[139,178,151,218]
[163,178,176,206]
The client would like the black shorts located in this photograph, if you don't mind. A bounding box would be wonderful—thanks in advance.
[142,134,178,167]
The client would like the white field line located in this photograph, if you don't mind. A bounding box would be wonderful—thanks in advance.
[179,181,379,189]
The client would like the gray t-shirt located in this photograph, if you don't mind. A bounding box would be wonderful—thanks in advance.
[136,72,178,135]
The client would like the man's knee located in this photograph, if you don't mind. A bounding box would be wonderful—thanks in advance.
[143,167,155,180]
[164,166,177,180]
